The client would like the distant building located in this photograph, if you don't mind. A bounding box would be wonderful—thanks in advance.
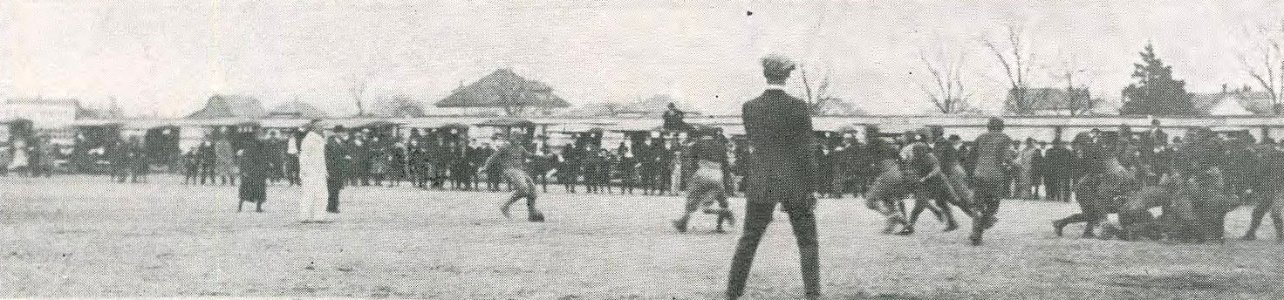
[618,95,698,117]
[558,102,620,117]
[1006,87,1105,116]
[1190,86,1277,116]
[812,98,867,116]
[0,98,88,128]
[267,100,328,119]
[0,98,96,143]
[558,94,704,118]
[436,69,571,116]
[186,94,267,119]
[370,96,427,118]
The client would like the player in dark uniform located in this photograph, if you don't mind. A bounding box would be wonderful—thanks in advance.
[480,136,545,222]
[672,132,735,233]
[968,117,1013,245]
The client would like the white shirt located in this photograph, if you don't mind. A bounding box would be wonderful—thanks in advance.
[299,131,327,181]
[286,136,299,155]
[766,84,786,91]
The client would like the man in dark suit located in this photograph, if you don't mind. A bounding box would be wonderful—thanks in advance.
[726,54,820,300]
[1044,139,1073,202]
[662,103,689,132]
[325,125,348,213]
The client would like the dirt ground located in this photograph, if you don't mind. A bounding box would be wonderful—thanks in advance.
[2,175,1282,299]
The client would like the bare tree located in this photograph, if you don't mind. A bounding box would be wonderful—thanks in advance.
[106,96,125,118]
[1051,55,1099,116]
[798,65,842,115]
[1239,20,1284,115]
[348,74,368,117]
[916,49,974,114]
[1057,70,1099,116]
[799,65,816,107]
[495,82,530,116]
[986,26,1039,115]
[602,102,621,116]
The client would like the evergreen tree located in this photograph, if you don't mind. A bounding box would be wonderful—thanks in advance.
[1120,43,1195,115]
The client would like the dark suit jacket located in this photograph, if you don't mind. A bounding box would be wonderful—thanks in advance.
[325,137,347,178]
[1044,146,1073,178]
[741,89,818,203]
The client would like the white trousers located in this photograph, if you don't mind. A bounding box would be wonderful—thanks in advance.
[298,178,328,222]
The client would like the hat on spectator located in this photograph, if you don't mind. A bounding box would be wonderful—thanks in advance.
[761,53,796,79]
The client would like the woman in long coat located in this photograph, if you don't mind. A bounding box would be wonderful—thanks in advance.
[238,137,268,212]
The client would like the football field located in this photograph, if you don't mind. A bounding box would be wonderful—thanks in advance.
[2,175,1282,299]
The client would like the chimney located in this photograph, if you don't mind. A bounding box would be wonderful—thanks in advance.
[1222,84,1228,94]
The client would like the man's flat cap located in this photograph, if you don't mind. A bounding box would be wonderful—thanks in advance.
[761,53,796,77]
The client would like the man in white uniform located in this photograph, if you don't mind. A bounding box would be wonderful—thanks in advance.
[298,121,329,223]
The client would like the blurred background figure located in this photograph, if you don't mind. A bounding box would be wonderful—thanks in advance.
[238,132,269,212]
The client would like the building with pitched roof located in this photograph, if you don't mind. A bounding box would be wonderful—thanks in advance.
[186,94,267,119]
[0,98,89,129]
[1006,87,1106,116]
[1189,87,1277,116]
[435,69,571,116]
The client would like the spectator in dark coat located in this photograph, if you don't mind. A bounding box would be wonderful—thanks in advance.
[198,140,216,185]
[325,126,349,213]
[238,137,268,212]
[1044,139,1073,202]
[388,141,407,187]
[127,137,148,183]
[183,147,199,184]
[726,54,819,300]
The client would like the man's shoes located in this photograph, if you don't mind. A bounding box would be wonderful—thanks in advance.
[882,219,897,235]
[896,226,915,236]
[528,210,545,222]
[672,220,688,233]
[721,211,736,227]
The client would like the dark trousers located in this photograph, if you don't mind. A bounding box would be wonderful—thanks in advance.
[286,155,301,185]
[199,165,215,185]
[727,198,819,299]
[1047,175,1070,201]
[326,176,343,213]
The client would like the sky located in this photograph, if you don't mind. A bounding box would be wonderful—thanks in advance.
[2,0,1282,117]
